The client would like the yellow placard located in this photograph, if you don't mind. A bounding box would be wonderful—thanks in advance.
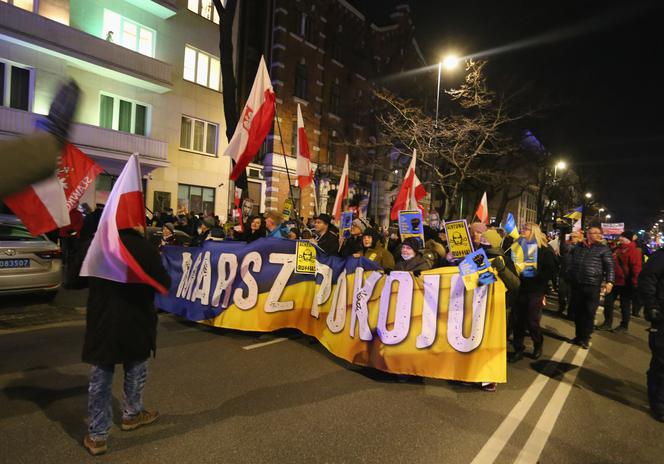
[444,219,474,258]
[295,241,317,274]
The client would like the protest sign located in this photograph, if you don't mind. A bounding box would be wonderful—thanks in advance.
[340,211,353,239]
[444,219,474,259]
[295,240,317,274]
[398,210,425,244]
[458,248,496,290]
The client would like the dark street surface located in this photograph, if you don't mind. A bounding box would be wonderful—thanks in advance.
[0,288,662,463]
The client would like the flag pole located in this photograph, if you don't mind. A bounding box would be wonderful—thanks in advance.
[272,103,296,217]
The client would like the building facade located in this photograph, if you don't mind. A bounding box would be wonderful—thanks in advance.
[235,0,427,223]
[0,0,233,218]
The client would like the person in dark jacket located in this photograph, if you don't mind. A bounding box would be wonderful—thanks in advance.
[567,226,615,349]
[82,227,171,456]
[599,231,642,332]
[638,248,664,423]
[394,237,431,272]
[340,217,370,257]
[312,213,339,256]
[361,228,395,270]
[510,223,557,362]
[243,215,266,242]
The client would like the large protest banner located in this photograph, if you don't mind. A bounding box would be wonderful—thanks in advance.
[157,238,507,383]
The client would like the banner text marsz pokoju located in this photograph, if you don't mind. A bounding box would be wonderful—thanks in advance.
[156,238,507,383]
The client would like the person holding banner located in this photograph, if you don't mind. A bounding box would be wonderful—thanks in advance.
[361,228,395,271]
[243,216,266,243]
[510,223,558,362]
[340,217,370,257]
[264,211,289,239]
[395,237,431,273]
[312,213,339,256]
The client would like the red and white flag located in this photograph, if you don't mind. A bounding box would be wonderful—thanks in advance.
[80,154,167,294]
[390,149,427,220]
[225,56,276,181]
[296,104,313,189]
[3,143,101,235]
[332,154,349,222]
[475,191,489,224]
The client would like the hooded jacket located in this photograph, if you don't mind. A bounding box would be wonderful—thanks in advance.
[614,240,642,287]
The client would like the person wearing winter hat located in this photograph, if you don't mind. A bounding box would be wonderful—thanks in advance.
[190,216,217,246]
[160,223,176,250]
[395,237,431,272]
[340,217,370,257]
[599,230,642,333]
[361,228,395,271]
[312,213,339,256]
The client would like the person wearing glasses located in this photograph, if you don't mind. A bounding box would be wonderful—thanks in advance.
[567,226,615,349]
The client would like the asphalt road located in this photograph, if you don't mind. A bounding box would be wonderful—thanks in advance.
[0,288,662,464]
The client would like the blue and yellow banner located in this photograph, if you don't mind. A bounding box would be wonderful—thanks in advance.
[157,238,507,382]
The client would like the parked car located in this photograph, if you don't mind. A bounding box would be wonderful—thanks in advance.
[0,214,62,299]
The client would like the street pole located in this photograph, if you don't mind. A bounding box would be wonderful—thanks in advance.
[435,62,442,127]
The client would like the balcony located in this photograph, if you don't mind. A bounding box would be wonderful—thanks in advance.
[0,2,172,93]
[0,106,169,171]
[125,0,178,19]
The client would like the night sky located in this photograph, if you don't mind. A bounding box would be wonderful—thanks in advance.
[362,0,664,230]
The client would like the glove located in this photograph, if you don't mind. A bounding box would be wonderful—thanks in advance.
[36,80,80,145]
[491,256,506,273]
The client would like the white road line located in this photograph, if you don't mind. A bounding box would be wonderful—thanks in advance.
[0,319,85,335]
[514,347,589,464]
[470,341,573,464]
[242,337,288,350]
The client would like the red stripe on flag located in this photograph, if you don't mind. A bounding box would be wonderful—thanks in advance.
[3,187,59,235]
[390,169,415,221]
[116,191,146,230]
[230,89,276,181]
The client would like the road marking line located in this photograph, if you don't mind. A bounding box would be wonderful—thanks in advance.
[242,337,288,350]
[470,341,573,464]
[0,319,85,335]
[514,347,589,464]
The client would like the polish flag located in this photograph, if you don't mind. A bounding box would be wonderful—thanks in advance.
[3,143,101,235]
[296,104,313,189]
[390,149,427,220]
[80,154,167,294]
[225,56,276,181]
[332,154,349,222]
[475,192,489,224]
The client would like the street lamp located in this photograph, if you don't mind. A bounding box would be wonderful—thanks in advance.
[585,192,592,199]
[606,214,611,220]
[435,54,460,126]
[599,208,605,213]
[553,160,567,179]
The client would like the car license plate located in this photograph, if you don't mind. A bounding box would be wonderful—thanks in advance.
[0,259,30,268]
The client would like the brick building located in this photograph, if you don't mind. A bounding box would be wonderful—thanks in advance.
[235,0,426,224]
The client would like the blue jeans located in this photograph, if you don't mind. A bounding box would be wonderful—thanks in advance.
[87,360,148,440]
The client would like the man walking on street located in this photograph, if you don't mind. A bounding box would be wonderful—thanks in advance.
[82,225,171,455]
[638,248,664,423]
[599,231,642,333]
[567,226,615,349]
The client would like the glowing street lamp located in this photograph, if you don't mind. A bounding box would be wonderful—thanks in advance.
[599,208,605,213]
[605,214,611,220]
[435,54,461,126]
[585,192,592,199]
[553,160,567,179]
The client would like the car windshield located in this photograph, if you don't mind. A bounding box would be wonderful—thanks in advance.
[0,224,47,241]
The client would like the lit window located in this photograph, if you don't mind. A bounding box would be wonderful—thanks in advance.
[183,45,222,91]
[196,53,209,87]
[7,0,35,12]
[209,58,220,91]
[99,93,150,136]
[102,9,155,57]
[180,115,218,156]
[178,184,216,216]
[188,0,220,24]
[183,47,196,82]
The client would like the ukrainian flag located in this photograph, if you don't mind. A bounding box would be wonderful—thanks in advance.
[564,206,583,221]
[505,213,520,240]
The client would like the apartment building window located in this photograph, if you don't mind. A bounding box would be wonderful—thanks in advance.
[178,184,215,215]
[294,62,307,100]
[0,61,31,111]
[297,12,314,42]
[180,115,218,156]
[99,93,150,136]
[329,80,341,114]
[2,0,37,12]
[187,0,220,24]
[102,9,155,57]
[327,133,336,164]
[184,45,221,91]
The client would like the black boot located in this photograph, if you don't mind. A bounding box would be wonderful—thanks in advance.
[509,349,525,363]
[532,343,543,360]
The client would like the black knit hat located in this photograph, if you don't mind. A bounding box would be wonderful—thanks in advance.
[402,236,423,251]
[621,230,635,240]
